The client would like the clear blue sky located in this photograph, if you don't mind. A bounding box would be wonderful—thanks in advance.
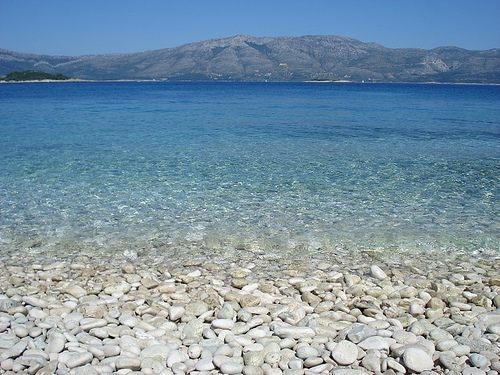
[1,0,499,55]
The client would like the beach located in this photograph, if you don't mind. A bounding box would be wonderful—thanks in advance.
[1,248,499,374]
[0,82,499,374]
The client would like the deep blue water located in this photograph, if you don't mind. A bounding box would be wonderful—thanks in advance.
[0,82,499,258]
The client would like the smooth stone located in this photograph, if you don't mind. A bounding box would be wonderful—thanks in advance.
[358,336,391,352]
[141,344,174,361]
[29,327,42,338]
[470,354,489,369]
[452,345,471,356]
[141,277,159,289]
[121,263,136,273]
[436,339,459,351]
[486,324,500,335]
[402,347,434,373]
[166,350,189,368]
[272,324,315,339]
[46,332,66,354]
[213,354,233,368]
[89,327,108,339]
[296,345,319,360]
[438,351,461,371]
[388,358,406,373]
[215,345,234,357]
[347,324,377,344]
[304,356,323,367]
[427,297,446,310]
[169,306,185,321]
[115,356,141,370]
[393,330,417,345]
[331,340,358,365]
[183,318,204,339]
[362,353,381,372]
[80,318,107,331]
[103,281,131,295]
[212,319,235,330]
[172,362,188,373]
[491,362,500,372]
[243,351,266,367]
[239,295,261,308]
[463,367,487,375]
[28,308,48,319]
[185,301,209,317]
[22,296,48,308]
[64,285,87,298]
[12,326,28,338]
[219,361,244,374]
[218,303,236,320]
[60,352,93,368]
[410,303,426,315]
[370,265,387,280]
[187,344,202,359]
[196,358,215,371]
[493,295,500,308]
[288,358,302,370]
[187,270,202,277]
[430,328,453,342]
[1,359,14,371]
[119,314,139,327]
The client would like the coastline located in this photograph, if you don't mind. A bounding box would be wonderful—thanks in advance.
[1,248,499,374]
[1,79,500,85]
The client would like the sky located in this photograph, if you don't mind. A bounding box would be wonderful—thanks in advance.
[1,0,499,55]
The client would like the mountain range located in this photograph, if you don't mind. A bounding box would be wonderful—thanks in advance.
[1,35,499,83]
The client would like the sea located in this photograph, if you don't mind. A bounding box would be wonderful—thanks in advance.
[0,82,499,264]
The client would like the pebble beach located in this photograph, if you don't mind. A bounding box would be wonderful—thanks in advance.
[1,81,499,374]
[0,249,499,375]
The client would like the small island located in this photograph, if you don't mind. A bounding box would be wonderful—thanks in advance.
[1,70,70,82]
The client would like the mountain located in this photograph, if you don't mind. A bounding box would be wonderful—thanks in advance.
[1,35,499,83]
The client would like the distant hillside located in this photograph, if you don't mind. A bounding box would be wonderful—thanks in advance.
[1,70,69,81]
[1,35,499,83]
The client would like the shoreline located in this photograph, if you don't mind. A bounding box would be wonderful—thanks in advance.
[0,249,498,374]
[1,79,500,86]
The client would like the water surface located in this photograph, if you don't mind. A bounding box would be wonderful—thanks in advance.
[0,82,498,261]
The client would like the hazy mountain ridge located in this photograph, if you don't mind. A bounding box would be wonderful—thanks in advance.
[1,35,499,82]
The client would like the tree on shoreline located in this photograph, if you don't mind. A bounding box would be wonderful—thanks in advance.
[1,71,70,81]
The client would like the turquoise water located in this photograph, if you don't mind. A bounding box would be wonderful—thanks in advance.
[0,82,499,260]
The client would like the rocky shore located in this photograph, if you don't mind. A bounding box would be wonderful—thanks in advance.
[0,251,499,375]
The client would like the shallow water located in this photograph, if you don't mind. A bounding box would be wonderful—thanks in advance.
[0,82,499,261]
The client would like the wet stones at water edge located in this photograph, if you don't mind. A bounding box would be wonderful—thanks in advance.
[0,257,499,375]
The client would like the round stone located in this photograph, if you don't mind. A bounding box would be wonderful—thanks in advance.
[185,301,208,317]
[220,361,244,374]
[296,345,319,359]
[211,319,235,330]
[115,356,141,370]
[46,332,66,354]
[370,265,387,280]
[403,347,433,372]
[469,353,488,368]
[331,340,358,365]
[196,357,215,371]
[166,350,189,368]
